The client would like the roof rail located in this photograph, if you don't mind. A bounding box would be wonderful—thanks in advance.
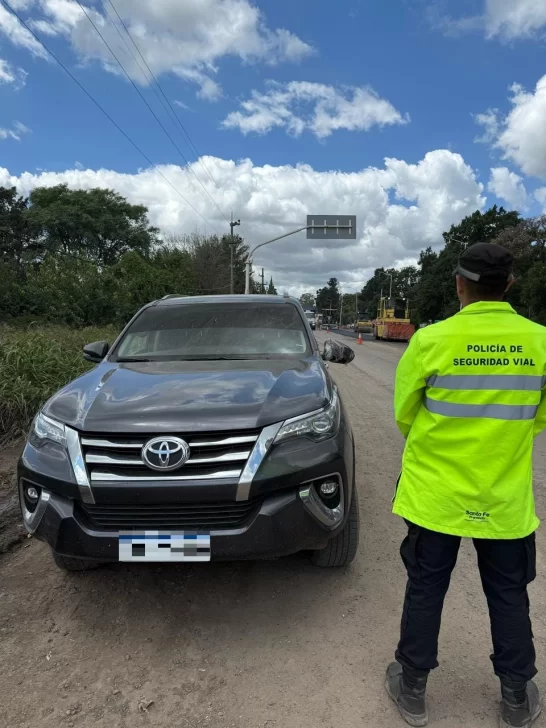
[161,294,187,299]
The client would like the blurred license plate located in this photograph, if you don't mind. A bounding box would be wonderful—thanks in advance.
[119,531,211,562]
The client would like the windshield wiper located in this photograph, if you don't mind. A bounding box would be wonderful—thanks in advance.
[116,357,153,362]
[192,355,272,360]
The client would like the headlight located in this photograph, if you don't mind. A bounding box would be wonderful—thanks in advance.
[28,412,67,449]
[274,389,340,444]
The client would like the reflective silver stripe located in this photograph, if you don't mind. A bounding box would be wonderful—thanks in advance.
[427,374,546,391]
[425,397,538,420]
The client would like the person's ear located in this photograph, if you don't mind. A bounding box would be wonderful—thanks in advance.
[456,274,465,297]
[505,274,515,293]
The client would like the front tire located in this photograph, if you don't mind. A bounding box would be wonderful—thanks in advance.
[310,489,360,567]
[52,552,101,571]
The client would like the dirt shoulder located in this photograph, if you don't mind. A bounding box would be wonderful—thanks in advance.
[1,342,545,728]
[0,441,25,554]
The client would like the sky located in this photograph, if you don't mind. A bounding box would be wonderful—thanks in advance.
[1,0,546,296]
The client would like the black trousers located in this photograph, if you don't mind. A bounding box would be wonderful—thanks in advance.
[396,523,537,683]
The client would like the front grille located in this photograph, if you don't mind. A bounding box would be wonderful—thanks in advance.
[78,500,260,531]
[80,429,260,483]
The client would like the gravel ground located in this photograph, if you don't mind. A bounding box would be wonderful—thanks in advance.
[0,442,25,554]
[1,332,545,728]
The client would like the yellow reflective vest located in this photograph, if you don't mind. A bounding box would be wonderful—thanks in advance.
[393,301,546,539]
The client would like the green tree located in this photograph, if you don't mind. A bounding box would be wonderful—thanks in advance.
[316,278,340,322]
[340,292,358,324]
[149,245,195,296]
[414,206,523,322]
[359,268,388,319]
[111,251,165,323]
[27,185,158,265]
[299,292,316,308]
[267,277,277,295]
[443,205,521,248]
[176,232,250,295]
[0,186,35,274]
[492,215,546,321]
[23,255,115,326]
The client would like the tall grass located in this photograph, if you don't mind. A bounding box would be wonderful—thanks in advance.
[0,325,118,444]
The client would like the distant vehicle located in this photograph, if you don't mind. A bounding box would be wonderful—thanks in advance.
[303,309,316,330]
[354,320,373,334]
[320,324,328,330]
[372,297,415,342]
[18,295,359,571]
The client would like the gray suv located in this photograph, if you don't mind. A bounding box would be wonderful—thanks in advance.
[18,295,359,570]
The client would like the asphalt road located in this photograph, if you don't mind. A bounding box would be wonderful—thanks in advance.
[1,333,545,728]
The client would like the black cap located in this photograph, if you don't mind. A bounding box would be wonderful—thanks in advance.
[455,242,513,284]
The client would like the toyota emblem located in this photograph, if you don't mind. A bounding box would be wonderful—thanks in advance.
[142,437,190,472]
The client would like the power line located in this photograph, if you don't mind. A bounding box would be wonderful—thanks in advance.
[75,0,229,227]
[0,0,217,232]
[102,2,226,211]
[106,0,224,197]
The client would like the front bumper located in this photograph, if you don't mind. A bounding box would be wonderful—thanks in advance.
[18,412,355,563]
[20,482,349,562]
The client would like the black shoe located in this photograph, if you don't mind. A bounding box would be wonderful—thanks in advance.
[500,681,542,728]
[385,662,428,727]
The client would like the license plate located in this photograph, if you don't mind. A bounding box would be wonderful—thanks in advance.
[119,531,211,562]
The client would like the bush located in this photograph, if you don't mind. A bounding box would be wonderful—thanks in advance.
[0,324,118,444]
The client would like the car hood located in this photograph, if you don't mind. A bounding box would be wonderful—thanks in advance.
[44,357,331,433]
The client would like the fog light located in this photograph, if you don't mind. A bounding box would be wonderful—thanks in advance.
[319,480,339,496]
[26,486,39,502]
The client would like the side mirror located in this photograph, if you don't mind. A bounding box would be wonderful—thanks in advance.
[322,340,355,365]
[83,341,109,363]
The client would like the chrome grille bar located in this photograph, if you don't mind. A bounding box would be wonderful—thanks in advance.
[90,469,242,482]
[81,434,259,449]
[80,429,261,484]
[85,450,251,466]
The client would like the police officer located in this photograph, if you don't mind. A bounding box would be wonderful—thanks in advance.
[386,243,546,727]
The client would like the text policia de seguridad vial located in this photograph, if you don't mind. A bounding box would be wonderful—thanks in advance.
[453,344,535,367]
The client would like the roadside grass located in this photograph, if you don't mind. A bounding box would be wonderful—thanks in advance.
[0,324,118,445]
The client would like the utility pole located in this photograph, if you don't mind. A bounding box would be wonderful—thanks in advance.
[244,216,356,294]
[229,212,241,294]
[386,273,393,303]
[261,268,265,294]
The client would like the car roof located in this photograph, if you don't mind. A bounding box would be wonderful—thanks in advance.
[153,294,298,307]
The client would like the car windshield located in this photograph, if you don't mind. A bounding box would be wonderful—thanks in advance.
[112,302,311,361]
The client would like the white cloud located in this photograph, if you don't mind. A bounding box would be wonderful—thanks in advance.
[223,81,409,138]
[426,5,484,37]
[430,0,546,41]
[476,75,546,178]
[0,120,31,141]
[0,4,48,58]
[0,57,27,87]
[0,149,485,293]
[174,100,192,111]
[488,167,529,209]
[0,0,313,98]
[535,187,546,212]
[485,0,546,39]
[474,109,499,144]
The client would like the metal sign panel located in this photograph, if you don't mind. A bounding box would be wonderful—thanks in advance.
[306,215,357,240]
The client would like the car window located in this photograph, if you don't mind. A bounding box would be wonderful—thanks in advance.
[113,303,311,360]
